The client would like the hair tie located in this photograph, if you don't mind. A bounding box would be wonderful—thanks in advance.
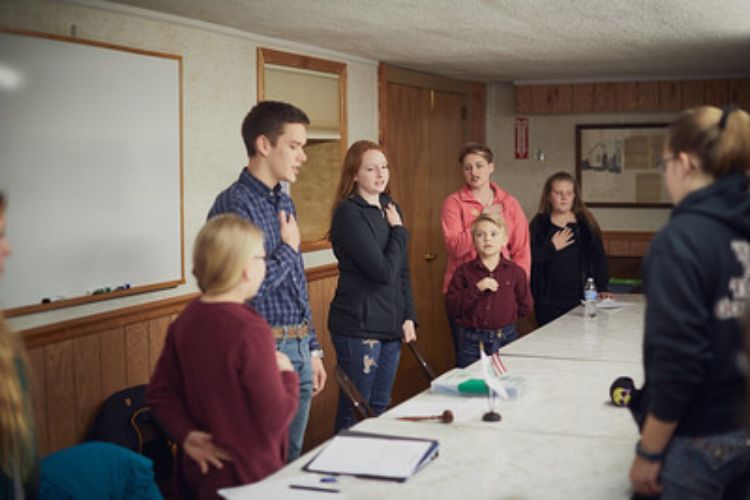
[718,105,738,130]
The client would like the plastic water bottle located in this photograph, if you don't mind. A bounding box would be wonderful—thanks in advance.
[583,277,598,318]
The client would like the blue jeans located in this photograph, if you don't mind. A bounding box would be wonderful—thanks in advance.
[332,334,401,433]
[276,335,312,462]
[448,315,461,367]
[456,324,517,368]
[659,429,750,499]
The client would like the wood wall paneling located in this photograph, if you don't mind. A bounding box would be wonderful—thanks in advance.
[602,231,655,257]
[516,79,749,114]
[20,267,341,456]
[44,340,77,451]
[26,348,49,455]
[614,82,658,111]
[515,85,532,113]
[148,316,171,373]
[124,322,150,387]
[301,274,339,451]
[572,83,595,112]
[703,80,729,107]
[681,80,705,108]
[602,231,655,280]
[729,79,750,110]
[658,81,682,110]
[593,82,618,112]
[73,334,102,438]
[99,327,127,399]
[531,84,572,113]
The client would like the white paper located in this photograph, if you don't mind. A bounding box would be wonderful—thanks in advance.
[597,299,633,309]
[218,474,349,499]
[305,434,437,480]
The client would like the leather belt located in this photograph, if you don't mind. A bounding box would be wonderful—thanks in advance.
[270,323,309,339]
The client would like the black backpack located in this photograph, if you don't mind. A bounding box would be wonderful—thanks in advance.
[87,385,175,481]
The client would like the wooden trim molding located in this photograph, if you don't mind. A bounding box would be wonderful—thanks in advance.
[20,264,340,348]
[5,280,185,319]
[20,293,197,349]
[305,263,338,282]
[300,239,332,253]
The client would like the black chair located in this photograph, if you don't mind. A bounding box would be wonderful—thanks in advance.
[407,341,436,381]
[334,365,375,420]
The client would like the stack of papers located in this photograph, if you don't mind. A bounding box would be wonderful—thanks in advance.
[303,431,439,482]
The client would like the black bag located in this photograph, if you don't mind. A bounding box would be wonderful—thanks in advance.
[87,384,174,481]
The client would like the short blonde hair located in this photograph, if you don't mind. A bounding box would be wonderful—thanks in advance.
[471,213,506,237]
[193,214,263,294]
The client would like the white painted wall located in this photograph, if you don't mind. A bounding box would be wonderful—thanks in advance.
[486,82,676,231]
[1,0,377,329]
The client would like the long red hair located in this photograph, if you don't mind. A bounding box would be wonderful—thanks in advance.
[328,140,390,238]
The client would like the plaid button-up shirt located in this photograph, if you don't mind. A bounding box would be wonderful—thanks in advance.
[208,168,320,351]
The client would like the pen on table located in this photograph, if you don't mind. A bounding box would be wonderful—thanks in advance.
[289,484,340,494]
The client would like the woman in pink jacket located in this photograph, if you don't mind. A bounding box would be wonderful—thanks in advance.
[441,143,531,363]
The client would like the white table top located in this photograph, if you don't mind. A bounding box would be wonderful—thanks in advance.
[225,294,646,499]
[383,356,643,440]
[501,295,645,363]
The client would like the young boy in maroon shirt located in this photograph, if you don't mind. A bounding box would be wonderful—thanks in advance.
[445,213,532,368]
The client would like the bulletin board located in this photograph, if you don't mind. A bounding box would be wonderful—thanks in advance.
[0,30,184,316]
[575,123,671,208]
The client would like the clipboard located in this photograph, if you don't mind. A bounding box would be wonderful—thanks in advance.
[302,430,439,482]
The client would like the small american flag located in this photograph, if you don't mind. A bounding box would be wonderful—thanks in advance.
[479,342,510,400]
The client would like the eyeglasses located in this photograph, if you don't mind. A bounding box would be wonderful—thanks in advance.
[656,156,674,172]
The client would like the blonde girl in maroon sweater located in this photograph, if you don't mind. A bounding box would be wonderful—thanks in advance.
[148,214,299,499]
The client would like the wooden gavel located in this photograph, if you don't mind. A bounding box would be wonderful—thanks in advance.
[397,409,454,424]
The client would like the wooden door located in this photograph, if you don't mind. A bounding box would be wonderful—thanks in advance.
[382,78,480,405]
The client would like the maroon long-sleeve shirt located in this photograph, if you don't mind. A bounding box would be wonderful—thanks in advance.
[147,299,299,495]
[445,256,533,329]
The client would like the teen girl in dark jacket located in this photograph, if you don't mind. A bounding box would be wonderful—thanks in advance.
[529,172,609,325]
[328,140,417,432]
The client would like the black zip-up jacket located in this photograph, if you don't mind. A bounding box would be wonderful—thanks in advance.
[529,213,608,305]
[328,194,417,340]
[640,173,750,436]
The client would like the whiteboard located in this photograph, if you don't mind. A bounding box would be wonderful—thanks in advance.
[0,31,183,313]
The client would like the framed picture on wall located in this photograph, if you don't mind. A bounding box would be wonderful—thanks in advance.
[575,123,671,208]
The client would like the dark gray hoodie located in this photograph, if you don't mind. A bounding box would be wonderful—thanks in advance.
[641,172,750,435]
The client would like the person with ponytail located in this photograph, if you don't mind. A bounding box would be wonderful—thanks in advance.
[629,106,750,498]
[529,172,610,326]
[0,193,38,498]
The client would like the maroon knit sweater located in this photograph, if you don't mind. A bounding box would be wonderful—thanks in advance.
[147,299,299,496]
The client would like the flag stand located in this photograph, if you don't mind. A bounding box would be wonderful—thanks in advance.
[482,387,502,422]
[480,341,502,422]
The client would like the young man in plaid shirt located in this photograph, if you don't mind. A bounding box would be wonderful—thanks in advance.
[208,101,327,461]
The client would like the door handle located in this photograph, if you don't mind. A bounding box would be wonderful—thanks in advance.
[424,252,437,262]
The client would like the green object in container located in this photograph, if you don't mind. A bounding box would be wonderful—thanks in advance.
[457,378,489,394]
[609,277,642,286]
